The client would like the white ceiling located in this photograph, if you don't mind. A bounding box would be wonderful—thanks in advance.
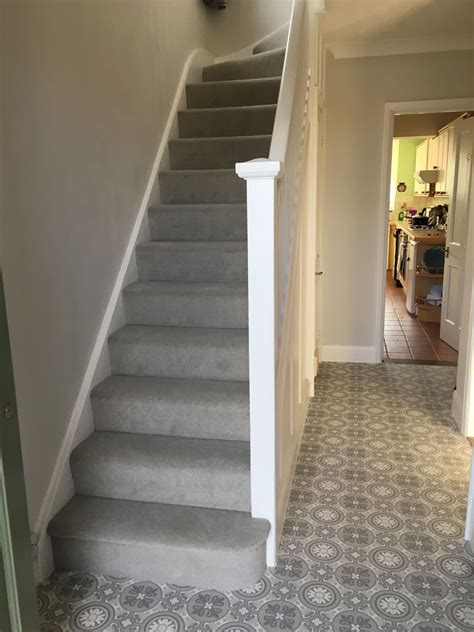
[321,0,474,58]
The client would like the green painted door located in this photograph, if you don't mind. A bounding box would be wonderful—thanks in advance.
[0,270,39,630]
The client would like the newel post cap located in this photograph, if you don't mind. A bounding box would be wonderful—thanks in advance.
[235,159,283,180]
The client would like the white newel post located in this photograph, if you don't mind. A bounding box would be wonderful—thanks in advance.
[236,159,282,567]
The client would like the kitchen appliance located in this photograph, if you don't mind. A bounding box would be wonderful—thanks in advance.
[411,216,430,227]
[405,239,417,314]
[393,228,403,286]
[397,232,409,288]
[415,169,440,197]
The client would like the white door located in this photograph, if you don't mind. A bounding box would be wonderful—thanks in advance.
[440,118,474,351]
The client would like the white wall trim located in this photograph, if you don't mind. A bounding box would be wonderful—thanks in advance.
[320,345,377,363]
[32,47,214,582]
[327,36,474,60]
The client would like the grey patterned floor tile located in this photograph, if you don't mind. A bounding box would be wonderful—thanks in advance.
[38,363,474,631]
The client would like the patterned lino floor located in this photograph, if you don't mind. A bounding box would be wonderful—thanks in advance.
[38,362,474,632]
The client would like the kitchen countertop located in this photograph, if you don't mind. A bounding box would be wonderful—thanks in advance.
[390,220,446,244]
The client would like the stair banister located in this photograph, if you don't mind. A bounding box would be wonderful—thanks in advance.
[269,0,306,163]
[236,0,314,566]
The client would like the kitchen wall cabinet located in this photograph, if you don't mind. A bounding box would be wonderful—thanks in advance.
[436,127,453,195]
[414,126,454,196]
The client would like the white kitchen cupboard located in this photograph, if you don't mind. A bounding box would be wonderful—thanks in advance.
[414,139,428,194]
[437,126,454,195]
[413,127,454,196]
[428,135,440,170]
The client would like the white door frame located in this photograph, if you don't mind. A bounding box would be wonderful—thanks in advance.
[377,98,474,429]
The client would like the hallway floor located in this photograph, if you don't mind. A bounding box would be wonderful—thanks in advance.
[384,275,458,363]
[38,363,473,631]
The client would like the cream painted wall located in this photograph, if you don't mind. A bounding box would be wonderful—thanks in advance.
[205,0,293,55]
[0,0,291,531]
[321,49,474,353]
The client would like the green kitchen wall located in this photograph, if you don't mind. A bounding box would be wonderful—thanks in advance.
[393,137,425,197]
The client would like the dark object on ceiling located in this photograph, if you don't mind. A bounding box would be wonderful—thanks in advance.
[203,0,227,8]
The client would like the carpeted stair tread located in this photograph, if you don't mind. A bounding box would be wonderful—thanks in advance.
[48,496,269,589]
[91,375,249,440]
[123,281,248,328]
[159,169,246,204]
[169,135,271,170]
[136,240,247,282]
[148,203,247,241]
[108,325,249,381]
[203,47,285,82]
[48,35,287,588]
[186,77,281,108]
[70,431,250,511]
[253,26,289,55]
[178,105,276,138]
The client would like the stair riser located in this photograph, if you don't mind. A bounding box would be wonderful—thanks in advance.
[92,387,250,441]
[149,207,247,241]
[169,137,271,170]
[109,338,249,381]
[51,537,266,591]
[178,107,276,139]
[123,289,248,329]
[203,49,285,82]
[136,248,247,283]
[159,171,246,204]
[70,452,250,512]
[253,29,289,55]
[186,79,280,108]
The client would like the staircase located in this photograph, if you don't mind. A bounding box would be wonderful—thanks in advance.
[48,43,286,590]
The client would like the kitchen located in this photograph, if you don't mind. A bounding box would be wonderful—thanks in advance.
[385,112,472,363]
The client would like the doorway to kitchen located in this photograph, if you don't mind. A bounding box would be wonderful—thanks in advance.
[377,97,474,438]
[383,109,472,365]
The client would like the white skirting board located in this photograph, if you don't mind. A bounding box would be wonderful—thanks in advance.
[320,345,378,363]
[32,47,215,583]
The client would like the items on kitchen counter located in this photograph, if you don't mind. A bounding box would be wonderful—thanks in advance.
[397,205,449,231]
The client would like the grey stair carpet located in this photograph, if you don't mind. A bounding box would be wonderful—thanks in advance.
[136,241,248,282]
[253,25,289,55]
[49,37,285,590]
[178,105,276,137]
[202,47,285,81]
[91,376,250,440]
[148,204,247,241]
[123,281,248,328]
[71,432,251,511]
[108,325,249,381]
[169,136,271,170]
[49,496,269,590]
[186,77,281,108]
